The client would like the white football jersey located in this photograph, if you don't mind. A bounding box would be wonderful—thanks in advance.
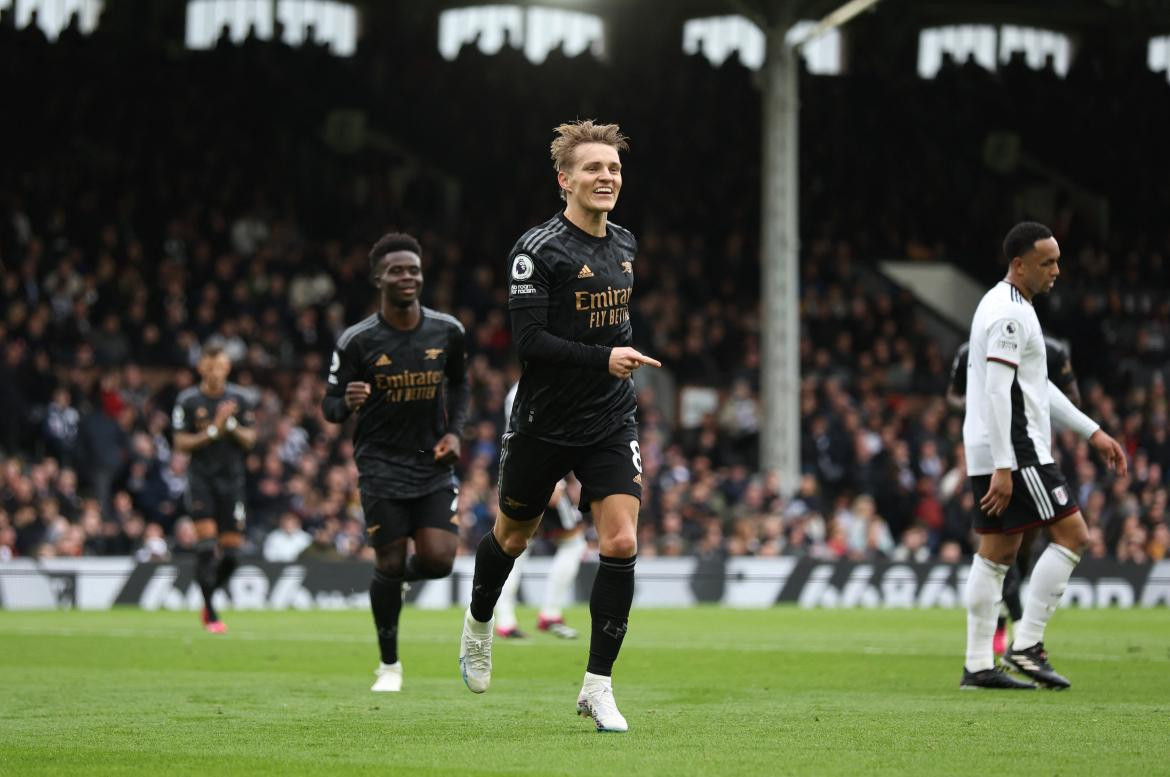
[963,281,1053,475]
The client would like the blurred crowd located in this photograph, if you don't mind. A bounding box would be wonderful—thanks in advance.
[1,10,1168,565]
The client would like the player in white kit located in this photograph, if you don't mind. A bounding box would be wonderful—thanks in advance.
[960,222,1126,690]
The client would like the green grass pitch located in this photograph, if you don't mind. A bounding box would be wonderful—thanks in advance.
[1,606,1167,776]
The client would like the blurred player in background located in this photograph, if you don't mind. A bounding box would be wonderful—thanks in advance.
[494,479,586,640]
[458,120,659,733]
[948,335,1080,655]
[323,232,469,692]
[960,222,1126,691]
[495,382,586,641]
[172,342,257,633]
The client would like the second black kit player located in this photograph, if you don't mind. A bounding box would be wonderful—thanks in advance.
[323,232,469,692]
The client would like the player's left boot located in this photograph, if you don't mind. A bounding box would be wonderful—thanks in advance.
[371,661,403,692]
[576,673,628,733]
[459,609,493,693]
[1002,642,1071,689]
[537,615,578,639]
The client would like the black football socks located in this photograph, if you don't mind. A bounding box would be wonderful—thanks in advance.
[469,532,518,623]
[214,547,238,591]
[370,568,403,664]
[195,538,219,621]
[587,554,636,676]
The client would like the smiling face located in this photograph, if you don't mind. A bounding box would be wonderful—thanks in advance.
[1012,236,1061,298]
[558,142,622,216]
[373,250,423,308]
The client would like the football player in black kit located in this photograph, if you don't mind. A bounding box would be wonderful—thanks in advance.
[172,342,257,633]
[323,232,469,693]
[458,120,660,733]
[947,336,1080,657]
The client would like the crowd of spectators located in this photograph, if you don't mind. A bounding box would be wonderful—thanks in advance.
[1,10,1167,566]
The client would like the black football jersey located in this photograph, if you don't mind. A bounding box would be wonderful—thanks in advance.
[322,308,469,499]
[172,383,256,487]
[507,212,638,445]
[949,336,1076,396]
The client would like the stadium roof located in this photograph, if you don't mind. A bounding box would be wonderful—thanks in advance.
[390,0,1170,35]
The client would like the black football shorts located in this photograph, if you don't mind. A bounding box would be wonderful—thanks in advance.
[497,420,643,521]
[186,476,246,534]
[969,462,1080,534]
[361,487,459,547]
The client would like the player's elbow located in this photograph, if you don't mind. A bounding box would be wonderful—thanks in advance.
[514,336,539,363]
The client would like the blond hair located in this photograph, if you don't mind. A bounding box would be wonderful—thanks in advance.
[549,119,629,174]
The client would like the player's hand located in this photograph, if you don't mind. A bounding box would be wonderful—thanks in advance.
[608,347,661,380]
[433,433,461,464]
[345,381,372,410]
[214,400,238,425]
[1089,429,1128,477]
[980,468,1013,517]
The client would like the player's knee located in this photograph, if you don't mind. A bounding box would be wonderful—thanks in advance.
[497,531,530,557]
[600,530,637,558]
[1054,531,1089,556]
[375,554,406,578]
[422,555,454,578]
[1051,517,1089,555]
[988,550,1015,566]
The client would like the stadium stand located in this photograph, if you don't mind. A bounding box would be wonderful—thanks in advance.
[1,8,1166,566]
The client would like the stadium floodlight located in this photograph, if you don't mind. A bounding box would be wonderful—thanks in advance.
[788,0,882,49]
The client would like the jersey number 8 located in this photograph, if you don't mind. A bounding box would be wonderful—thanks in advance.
[630,441,642,474]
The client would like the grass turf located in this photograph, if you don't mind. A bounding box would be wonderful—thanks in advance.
[1,606,1167,776]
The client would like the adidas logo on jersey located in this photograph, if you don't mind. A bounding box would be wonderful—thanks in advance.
[577,264,594,279]
[376,354,392,366]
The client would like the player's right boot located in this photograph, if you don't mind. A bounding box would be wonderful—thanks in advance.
[959,666,1036,690]
[1002,642,1071,689]
[459,609,493,693]
[201,607,227,634]
[495,625,528,639]
[577,673,628,732]
[371,661,403,692]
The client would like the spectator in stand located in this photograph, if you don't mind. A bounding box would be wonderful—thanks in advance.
[263,512,313,562]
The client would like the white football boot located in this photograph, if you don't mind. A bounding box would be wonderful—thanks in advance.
[576,672,628,733]
[371,661,403,692]
[459,609,493,693]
